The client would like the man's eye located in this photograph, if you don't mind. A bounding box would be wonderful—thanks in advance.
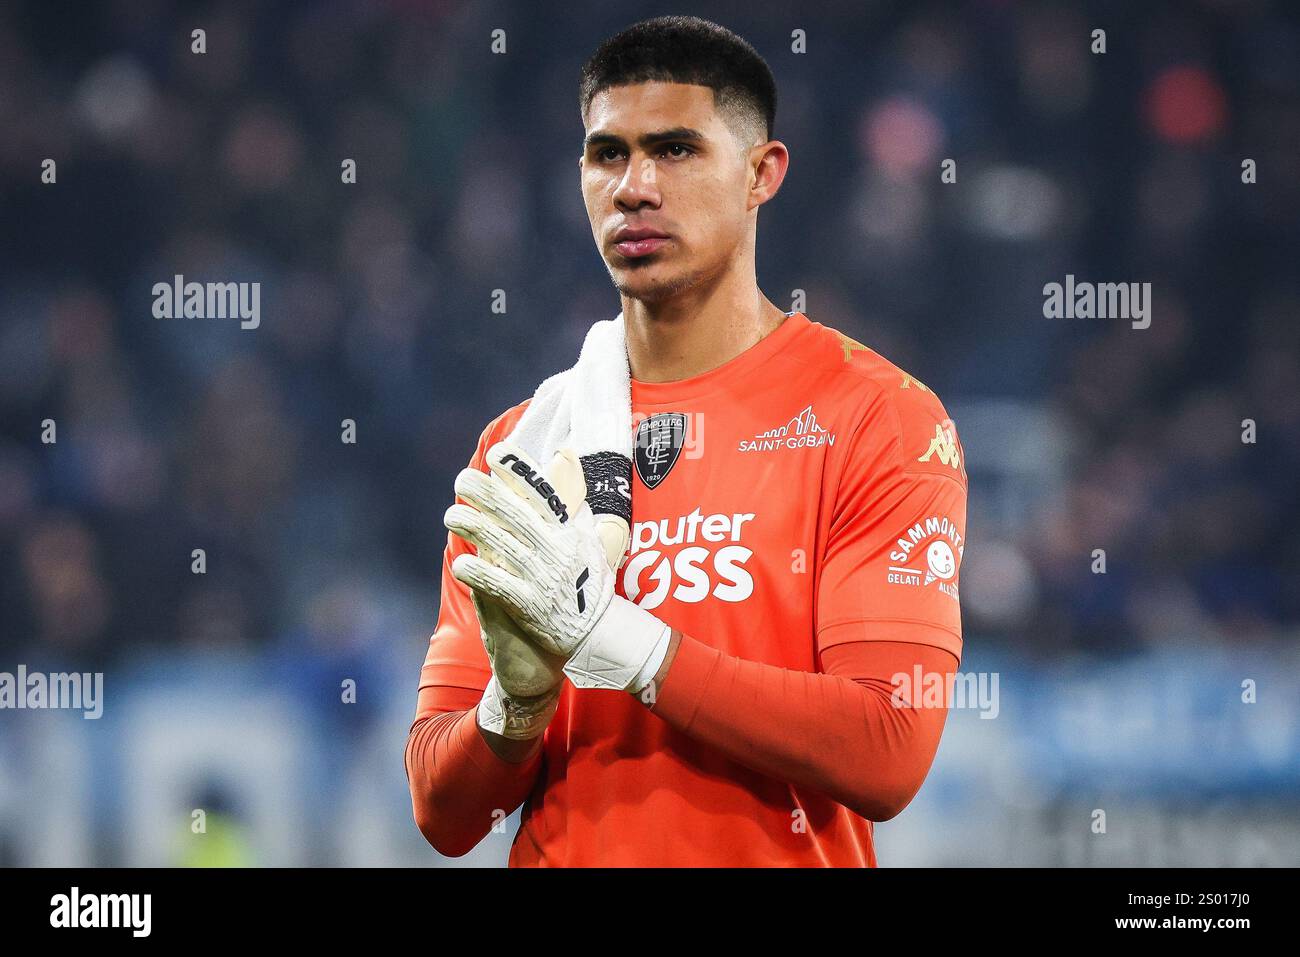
[660,143,693,158]
[597,147,623,162]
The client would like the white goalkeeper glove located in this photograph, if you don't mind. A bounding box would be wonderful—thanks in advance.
[445,441,671,693]
[463,469,573,740]
[472,589,565,740]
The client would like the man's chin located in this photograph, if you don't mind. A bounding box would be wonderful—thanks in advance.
[610,264,699,303]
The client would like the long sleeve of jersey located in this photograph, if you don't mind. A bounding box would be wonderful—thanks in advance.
[649,637,957,821]
[405,697,542,858]
[405,407,548,858]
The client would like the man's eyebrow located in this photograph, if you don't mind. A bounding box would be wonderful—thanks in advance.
[583,127,707,151]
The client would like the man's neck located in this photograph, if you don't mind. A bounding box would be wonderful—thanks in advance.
[622,280,788,384]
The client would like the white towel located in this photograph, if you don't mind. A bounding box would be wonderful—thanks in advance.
[506,312,633,563]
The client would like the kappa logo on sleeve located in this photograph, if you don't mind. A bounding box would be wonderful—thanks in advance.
[916,421,961,471]
[886,514,963,601]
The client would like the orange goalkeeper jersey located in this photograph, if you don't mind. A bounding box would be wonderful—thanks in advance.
[413,311,968,866]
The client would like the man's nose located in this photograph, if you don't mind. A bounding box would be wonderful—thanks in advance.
[613,157,661,210]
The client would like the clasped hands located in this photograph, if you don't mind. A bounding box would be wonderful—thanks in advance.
[444,441,671,739]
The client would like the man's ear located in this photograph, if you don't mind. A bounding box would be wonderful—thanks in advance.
[749,140,789,209]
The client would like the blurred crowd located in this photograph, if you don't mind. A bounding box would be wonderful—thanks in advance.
[0,0,1297,675]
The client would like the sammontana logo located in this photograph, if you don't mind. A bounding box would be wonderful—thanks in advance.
[886,513,963,602]
[739,405,836,453]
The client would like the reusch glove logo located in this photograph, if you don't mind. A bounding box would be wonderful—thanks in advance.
[497,451,570,522]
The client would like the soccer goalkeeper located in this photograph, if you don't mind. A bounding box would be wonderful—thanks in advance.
[405,15,968,867]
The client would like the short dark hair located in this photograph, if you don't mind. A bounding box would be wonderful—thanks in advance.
[579,15,776,146]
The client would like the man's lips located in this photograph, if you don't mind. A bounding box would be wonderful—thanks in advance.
[612,227,670,259]
[614,236,669,258]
